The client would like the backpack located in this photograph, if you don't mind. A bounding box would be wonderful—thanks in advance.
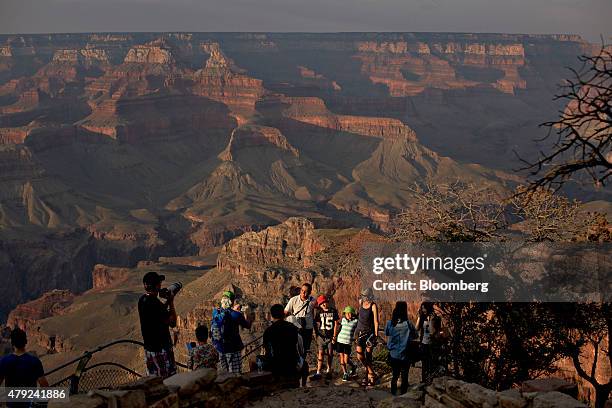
[210,308,234,353]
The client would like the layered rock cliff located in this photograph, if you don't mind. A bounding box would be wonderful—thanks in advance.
[7,289,75,331]
[0,31,604,323]
[91,264,131,290]
[217,217,324,275]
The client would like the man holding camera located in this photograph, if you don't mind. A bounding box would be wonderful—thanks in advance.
[138,272,177,379]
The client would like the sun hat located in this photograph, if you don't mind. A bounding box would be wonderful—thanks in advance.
[222,290,235,301]
[343,306,356,314]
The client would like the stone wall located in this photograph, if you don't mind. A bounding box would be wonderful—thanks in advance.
[379,376,589,408]
[48,369,277,408]
[48,371,594,408]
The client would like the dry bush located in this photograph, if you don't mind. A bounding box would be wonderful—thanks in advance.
[391,180,610,403]
[511,186,585,241]
[391,180,507,242]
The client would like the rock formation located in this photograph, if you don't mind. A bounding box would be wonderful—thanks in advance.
[277,96,417,140]
[218,125,299,161]
[91,264,130,290]
[123,43,175,65]
[7,289,75,331]
[0,31,606,324]
[217,217,324,275]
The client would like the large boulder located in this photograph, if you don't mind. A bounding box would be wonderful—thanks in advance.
[498,389,527,408]
[117,375,169,404]
[149,392,179,408]
[531,391,588,408]
[443,377,498,408]
[521,378,579,399]
[88,389,147,408]
[163,368,217,397]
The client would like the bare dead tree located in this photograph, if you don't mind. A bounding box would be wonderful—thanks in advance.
[554,303,612,408]
[523,45,612,190]
[391,180,507,242]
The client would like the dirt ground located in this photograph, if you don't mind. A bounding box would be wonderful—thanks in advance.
[248,365,423,408]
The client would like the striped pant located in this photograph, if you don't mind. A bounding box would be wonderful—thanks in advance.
[145,348,177,379]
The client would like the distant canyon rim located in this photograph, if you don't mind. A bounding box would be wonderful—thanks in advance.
[0,31,609,321]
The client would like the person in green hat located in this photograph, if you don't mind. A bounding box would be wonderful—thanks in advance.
[210,290,251,373]
[333,305,358,381]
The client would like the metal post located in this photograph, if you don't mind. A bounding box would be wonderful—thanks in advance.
[69,353,92,394]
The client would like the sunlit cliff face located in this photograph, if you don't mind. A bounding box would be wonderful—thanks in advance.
[0,32,600,322]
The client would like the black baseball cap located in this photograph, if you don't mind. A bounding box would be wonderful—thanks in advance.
[143,271,165,286]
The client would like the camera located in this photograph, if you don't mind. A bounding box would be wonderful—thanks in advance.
[159,282,183,299]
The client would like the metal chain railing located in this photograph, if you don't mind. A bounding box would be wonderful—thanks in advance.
[44,327,389,393]
[74,363,143,392]
[45,335,267,394]
[240,334,264,371]
[241,334,264,360]
[45,339,188,393]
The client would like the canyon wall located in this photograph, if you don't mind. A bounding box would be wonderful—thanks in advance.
[0,31,603,322]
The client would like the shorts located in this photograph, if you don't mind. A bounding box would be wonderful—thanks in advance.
[219,351,242,373]
[335,343,352,354]
[145,348,177,379]
[318,337,334,353]
[356,331,376,349]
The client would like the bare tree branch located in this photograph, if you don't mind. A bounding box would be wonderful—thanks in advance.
[520,45,612,190]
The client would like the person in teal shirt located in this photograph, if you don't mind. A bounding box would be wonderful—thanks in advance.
[334,306,358,382]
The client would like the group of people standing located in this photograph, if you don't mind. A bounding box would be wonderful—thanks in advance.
[262,283,445,393]
[0,272,441,405]
[138,273,444,396]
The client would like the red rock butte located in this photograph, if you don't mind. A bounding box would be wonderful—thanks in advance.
[0,32,607,331]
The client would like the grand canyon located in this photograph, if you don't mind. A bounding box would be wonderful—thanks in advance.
[0,32,610,406]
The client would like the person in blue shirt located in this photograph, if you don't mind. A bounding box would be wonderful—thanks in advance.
[211,291,252,373]
[0,328,49,407]
[384,301,416,395]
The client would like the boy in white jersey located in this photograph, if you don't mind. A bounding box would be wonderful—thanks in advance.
[312,295,339,380]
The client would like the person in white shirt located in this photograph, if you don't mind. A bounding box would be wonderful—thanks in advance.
[415,301,436,383]
[284,283,316,354]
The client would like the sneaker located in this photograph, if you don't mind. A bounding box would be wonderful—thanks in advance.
[342,373,350,382]
[325,371,333,380]
[310,373,322,381]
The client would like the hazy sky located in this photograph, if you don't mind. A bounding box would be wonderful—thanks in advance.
[0,0,610,42]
